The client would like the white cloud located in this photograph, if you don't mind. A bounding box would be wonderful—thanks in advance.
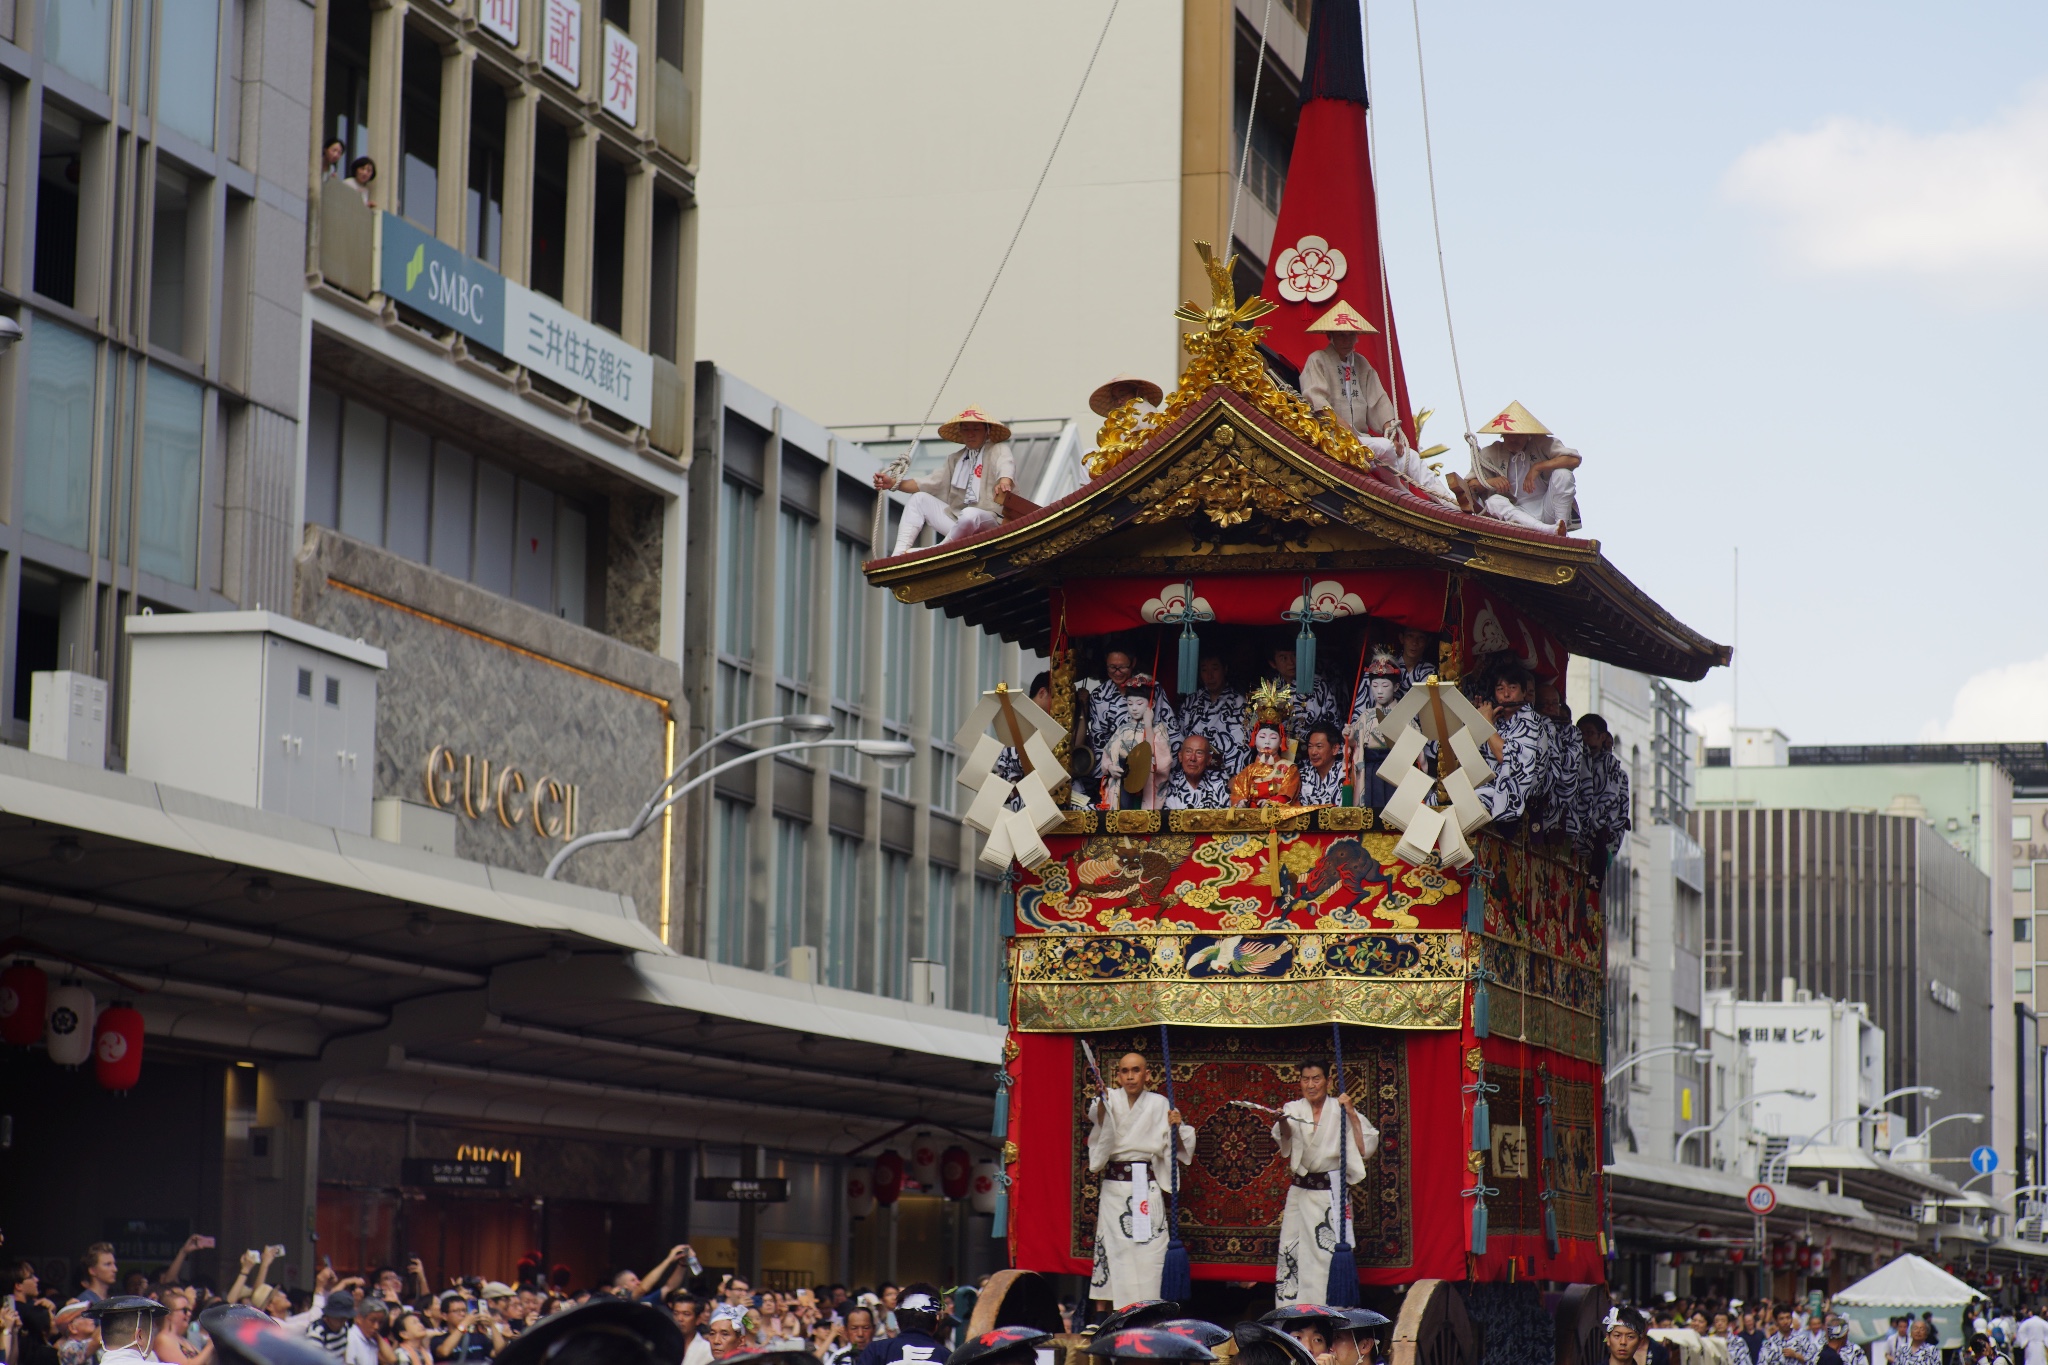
[1919,654,2048,741]
[1693,702,1733,749]
[1724,85,2048,299]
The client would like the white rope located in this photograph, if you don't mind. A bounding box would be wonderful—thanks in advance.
[1408,0,1474,446]
[873,1,1123,551]
[1226,0,1276,255]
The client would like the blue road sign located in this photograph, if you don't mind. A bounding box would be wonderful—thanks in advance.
[1971,1145,1999,1175]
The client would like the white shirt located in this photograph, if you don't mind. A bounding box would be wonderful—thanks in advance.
[101,1347,162,1365]
[2011,1317,2048,1365]
[1086,1087,1193,1172]
[345,1326,380,1365]
[683,1335,714,1365]
[1272,1096,1378,1181]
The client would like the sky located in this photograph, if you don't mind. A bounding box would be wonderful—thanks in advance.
[1347,1,2048,745]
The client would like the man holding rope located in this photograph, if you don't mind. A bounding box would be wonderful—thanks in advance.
[1085,1050,1195,1312]
[1259,1058,1378,1305]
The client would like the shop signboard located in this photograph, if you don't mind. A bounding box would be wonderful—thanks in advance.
[694,1177,790,1203]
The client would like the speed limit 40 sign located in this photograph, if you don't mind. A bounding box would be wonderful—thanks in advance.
[1746,1183,1778,1216]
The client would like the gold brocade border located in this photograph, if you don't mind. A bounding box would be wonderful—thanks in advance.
[1055,806,1377,836]
[1012,978,1465,1032]
[1485,983,1600,1063]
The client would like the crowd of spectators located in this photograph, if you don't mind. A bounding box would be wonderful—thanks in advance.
[1608,1295,2048,1365]
[2,1239,985,1365]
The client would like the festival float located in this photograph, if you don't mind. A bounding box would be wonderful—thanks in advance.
[864,2,1727,1358]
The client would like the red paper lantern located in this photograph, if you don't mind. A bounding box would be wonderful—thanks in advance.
[94,1002,144,1091]
[939,1145,973,1200]
[846,1163,876,1218]
[0,961,48,1046]
[872,1150,904,1206]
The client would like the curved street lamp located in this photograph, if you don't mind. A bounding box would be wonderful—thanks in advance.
[1890,1111,1985,1162]
[1606,1043,1715,1086]
[544,731,915,880]
[1673,1087,1816,1162]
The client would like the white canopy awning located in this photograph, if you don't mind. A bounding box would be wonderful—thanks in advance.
[1832,1252,1979,1306]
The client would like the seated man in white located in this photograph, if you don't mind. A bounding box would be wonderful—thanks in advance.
[1456,401,1581,535]
[875,407,1016,554]
[1299,299,1455,507]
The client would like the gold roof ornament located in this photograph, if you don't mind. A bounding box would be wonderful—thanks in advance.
[1304,300,1379,334]
[938,407,1013,444]
[1087,242,1390,479]
[1476,401,1551,436]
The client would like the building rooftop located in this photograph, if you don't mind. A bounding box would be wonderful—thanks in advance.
[1702,742,2048,796]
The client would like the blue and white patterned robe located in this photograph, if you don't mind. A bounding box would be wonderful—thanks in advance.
[1172,687,1249,775]
[1299,761,1345,806]
[1480,705,1548,824]
[1161,767,1233,810]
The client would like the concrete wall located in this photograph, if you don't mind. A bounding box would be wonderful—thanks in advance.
[692,1,1188,426]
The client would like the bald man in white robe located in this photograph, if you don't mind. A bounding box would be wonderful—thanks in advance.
[1086,1051,1195,1310]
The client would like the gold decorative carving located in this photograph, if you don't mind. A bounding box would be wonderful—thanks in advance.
[1106,809,1162,834]
[1008,514,1118,567]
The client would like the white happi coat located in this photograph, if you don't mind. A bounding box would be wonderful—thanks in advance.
[1087,1087,1194,1306]
[1301,346,1397,438]
[1272,1096,1378,1305]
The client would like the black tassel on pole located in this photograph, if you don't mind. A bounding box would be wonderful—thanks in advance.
[1158,1024,1192,1302]
[1325,1021,1360,1306]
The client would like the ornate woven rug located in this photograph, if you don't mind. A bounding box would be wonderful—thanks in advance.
[1067,1024,1412,1269]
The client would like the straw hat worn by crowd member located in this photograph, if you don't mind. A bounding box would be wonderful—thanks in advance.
[1455,401,1581,535]
[1086,1051,1196,1311]
[1230,683,1303,809]
[1089,374,1165,420]
[1267,1058,1377,1306]
[877,408,1017,555]
[1298,302,1456,508]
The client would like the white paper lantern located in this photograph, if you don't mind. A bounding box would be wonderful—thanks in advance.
[846,1162,876,1219]
[969,1161,1001,1215]
[45,983,97,1067]
[908,1129,941,1188]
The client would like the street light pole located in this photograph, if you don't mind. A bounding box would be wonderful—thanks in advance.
[1673,1088,1816,1164]
[1889,1111,1985,1163]
[543,736,914,880]
[1605,1043,1715,1086]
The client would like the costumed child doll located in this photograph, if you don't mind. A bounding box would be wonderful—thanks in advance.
[1099,677,1174,810]
[1230,682,1303,809]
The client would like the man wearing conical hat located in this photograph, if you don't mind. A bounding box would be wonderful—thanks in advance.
[1300,302,1456,508]
[1456,401,1582,534]
[875,407,1017,555]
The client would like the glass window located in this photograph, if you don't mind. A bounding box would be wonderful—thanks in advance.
[772,817,807,976]
[156,0,220,147]
[2019,815,2036,842]
[827,834,860,991]
[591,157,627,334]
[137,365,205,585]
[2020,968,2036,997]
[34,106,84,307]
[384,422,432,563]
[530,116,569,301]
[880,592,914,796]
[716,479,759,731]
[45,0,115,90]
[513,478,555,611]
[337,398,387,544]
[712,797,750,967]
[472,460,515,595]
[466,78,507,266]
[972,877,1003,1018]
[2019,865,2037,894]
[555,505,587,624]
[880,851,909,999]
[977,630,1005,695]
[398,27,442,232]
[925,863,956,999]
[829,534,867,774]
[428,442,474,578]
[2017,917,2033,944]
[929,614,961,812]
[305,384,341,529]
[23,321,98,551]
[148,164,192,355]
[323,0,373,160]
[776,507,816,718]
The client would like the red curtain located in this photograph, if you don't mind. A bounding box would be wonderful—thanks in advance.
[1055,571,1448,638]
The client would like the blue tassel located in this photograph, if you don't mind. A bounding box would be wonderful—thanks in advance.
[1162,1237,1193,1302]
[1325,1021,1360,1307]
[1471,1202,1489,1255]
[1177,623,1200,697]
[991,1184,1008,1238]
[1295,624,1317,696]
[992,1077,1009,1136]
[1540,1100,1556,1160]
[1472,980,1490,1038]
[1471,1098,1490,1152]
[1464,878,1485,933]
[1158,1023,1193,1302]
[1543,1202,1559,1257]
[1326,1239,1359,1308]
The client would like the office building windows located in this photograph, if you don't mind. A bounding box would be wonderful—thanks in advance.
[880,851,910,999]
[711,797,750,967]
[399,28,443,231]
[467,79,508,266]
[827,834,860,990]
[971,877,1003,1017]
[591,157,628,334]
[324,0,373,159]
[35,104,83,307]
[773,817,808,975]
[881,592,914,797]
[929,614,961,812]
[24,321,97,551]
[530,116,571,301]
[925,863,956,1001]
[137,366,206,587]
[776,507,816,720]
[157,0,221,148]
[716,478,760,731]
[46,0,115,90]
[830,534,867,774]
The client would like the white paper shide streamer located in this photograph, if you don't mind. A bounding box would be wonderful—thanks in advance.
[955,683,1069,871]
[1373,677,1496,869]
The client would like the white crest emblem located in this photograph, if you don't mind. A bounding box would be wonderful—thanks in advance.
[1274,234,1347,303]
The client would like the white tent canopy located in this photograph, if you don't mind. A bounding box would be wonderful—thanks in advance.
[1832,1253,1978,1307]
[1831,1254,1979,1349]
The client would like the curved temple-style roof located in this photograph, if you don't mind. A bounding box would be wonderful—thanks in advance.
[868,383,1728,681]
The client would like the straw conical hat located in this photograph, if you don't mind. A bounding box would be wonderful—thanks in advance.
[1088,374,1165,417]
[938,407,1013,444]
[1477,401,1550,436]
[1304,300,1379,334]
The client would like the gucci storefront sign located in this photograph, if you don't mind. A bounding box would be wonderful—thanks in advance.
[423,746,580,841]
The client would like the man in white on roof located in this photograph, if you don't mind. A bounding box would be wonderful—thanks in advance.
[875,407,1016,555]
[1456,402,1582,534]
[1299,301,1455,508]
